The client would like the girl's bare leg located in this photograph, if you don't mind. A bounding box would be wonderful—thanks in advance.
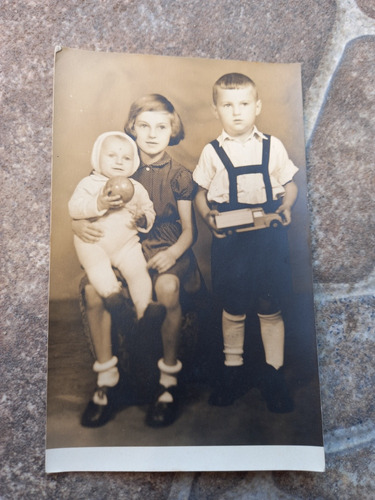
[154,274,182,366]
[81,284,120,427]
[145,274,182,427]
[85,284,112,363]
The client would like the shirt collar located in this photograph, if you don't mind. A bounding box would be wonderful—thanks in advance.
[218,126,267,147]
[140,151,171,169]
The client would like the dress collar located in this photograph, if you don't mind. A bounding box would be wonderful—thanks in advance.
[218,126,267,147]
[140,151,171,169]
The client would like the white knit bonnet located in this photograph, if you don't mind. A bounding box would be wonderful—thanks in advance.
[91,131,140,176]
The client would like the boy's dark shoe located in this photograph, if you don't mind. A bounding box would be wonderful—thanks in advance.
[145,384,180,428]
[208,365,247,406]
[260,364,294,413]
[81,385,119,428]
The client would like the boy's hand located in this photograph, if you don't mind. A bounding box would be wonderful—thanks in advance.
[276,204,292,225]
[72,219,104,243]
[97,191,124,212]
[276,181,297,225]
[205,209,227,238]
[147,249,177,273]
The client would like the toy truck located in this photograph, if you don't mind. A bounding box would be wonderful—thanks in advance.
[215,207,288,234]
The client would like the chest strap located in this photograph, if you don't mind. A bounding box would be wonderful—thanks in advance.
[210,135,273,210]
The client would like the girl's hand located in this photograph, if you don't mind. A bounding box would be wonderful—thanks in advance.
[275,204,292,225]
[72,219,104,243]
[147,249,177,274]
[97,192,124,212]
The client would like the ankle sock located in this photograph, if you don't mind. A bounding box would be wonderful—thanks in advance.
[222,310,246,366]
[157,358,182,403]
[258,311,285,369]
[92,356,119,405]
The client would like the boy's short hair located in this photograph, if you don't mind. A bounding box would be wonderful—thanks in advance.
[124,94,185,146]
[213,73,258,104]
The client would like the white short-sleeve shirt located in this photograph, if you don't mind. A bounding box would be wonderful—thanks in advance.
[193,127,298,205]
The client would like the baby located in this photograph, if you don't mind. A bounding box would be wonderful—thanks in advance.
[69,131,156,320]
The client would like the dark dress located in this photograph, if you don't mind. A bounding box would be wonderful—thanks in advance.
[132,152,199,289]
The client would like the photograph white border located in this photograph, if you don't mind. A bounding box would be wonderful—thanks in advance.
[46,445,325,472]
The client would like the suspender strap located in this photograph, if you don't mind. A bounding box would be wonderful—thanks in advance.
[210,135,273,209]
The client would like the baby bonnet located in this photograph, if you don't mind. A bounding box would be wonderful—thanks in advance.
[91,131,140,176]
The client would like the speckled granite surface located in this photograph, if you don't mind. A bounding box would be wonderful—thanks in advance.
[1,0,374,498]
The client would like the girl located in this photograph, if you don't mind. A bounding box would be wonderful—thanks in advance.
[73,94,200,428]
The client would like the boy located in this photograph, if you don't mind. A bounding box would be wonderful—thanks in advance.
[193,73,298,412]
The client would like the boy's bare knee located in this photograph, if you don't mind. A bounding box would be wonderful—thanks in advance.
[257,293,280,315]
[155,275,180,304]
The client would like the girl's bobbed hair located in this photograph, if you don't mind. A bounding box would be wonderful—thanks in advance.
[124,94,185,146]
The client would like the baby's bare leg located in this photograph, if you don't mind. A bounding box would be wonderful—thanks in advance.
[113,244,152,319]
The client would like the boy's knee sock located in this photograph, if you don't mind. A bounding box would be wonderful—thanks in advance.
[93,355,119,405]
[258,311,284,370]
[222,310,246,367]
[157,358,182,403]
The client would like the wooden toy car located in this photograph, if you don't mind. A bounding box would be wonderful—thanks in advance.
[215,207,288,234]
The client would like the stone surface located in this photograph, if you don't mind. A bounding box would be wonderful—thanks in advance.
[2,0,375,498]
[357,0,375,18]
[1,0,336,92]
[315,295,375,431]
[307,37,375,283]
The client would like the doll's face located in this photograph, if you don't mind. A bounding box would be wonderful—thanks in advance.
[133,111,172,162]
[213,86,261,140]
[99,136,135,178]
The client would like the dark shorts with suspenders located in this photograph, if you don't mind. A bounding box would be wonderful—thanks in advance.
[209,136,291,316]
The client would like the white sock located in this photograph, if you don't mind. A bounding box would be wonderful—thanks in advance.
[92,356,119,405]
[157,358,182,403]
[222,310,246,366]
[258,311,285,369]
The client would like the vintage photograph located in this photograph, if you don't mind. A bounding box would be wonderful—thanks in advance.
[46,47,324,472]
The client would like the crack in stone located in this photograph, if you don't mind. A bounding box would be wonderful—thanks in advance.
[304,0,375,143]
[167,472,195,500]
[313,269,375,301]
[324,420,375,454]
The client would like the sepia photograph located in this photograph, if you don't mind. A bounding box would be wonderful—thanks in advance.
[46,47,324,472]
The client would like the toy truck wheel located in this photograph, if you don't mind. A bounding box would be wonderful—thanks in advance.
[270,219,282,229]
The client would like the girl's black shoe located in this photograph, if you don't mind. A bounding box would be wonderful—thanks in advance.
[145,385,179,428]
[81,385,117,428]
